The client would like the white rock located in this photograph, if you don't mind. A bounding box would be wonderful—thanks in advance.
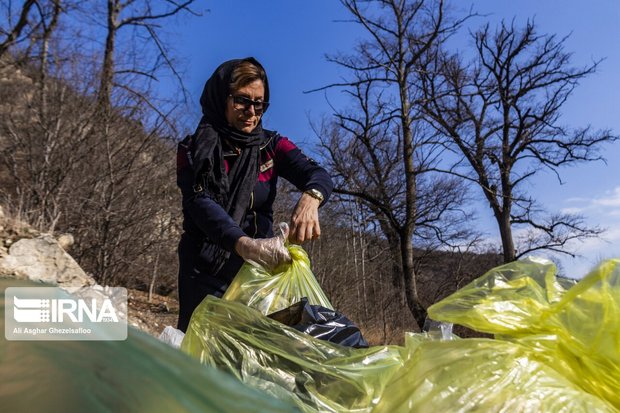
[57,233,75,251]
[0,234,95,287]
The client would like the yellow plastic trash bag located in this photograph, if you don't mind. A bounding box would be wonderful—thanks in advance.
[428,257,620,411]
[182,296,404,413]
[372,334,616,413]
[223,244,333,315]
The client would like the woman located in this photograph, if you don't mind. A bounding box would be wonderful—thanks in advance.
[176,57,333,332]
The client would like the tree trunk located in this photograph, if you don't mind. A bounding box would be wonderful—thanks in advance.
[498,210,516,262]
[99,0,120,113]
[400,232,427,330]
[376,215,403,289]
[482,182,516,263]
[148,249,160,303]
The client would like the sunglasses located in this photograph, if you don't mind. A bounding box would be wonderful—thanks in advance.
[230,95,269,113]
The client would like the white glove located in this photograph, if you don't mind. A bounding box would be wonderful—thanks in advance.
[234,223,291,271]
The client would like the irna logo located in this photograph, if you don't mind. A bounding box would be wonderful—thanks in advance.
[13,296,119,323]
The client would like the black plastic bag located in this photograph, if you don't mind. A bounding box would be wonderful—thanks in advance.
[268,298,369,348]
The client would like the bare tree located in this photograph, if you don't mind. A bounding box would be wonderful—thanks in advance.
[312,0,475,329]
[420,20,617,262]
[73,0,196,284]
[0,0,36,59]
[97,0,197,114]
[0,0,62,61]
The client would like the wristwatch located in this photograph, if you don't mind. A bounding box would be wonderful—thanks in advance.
[304,188,324,203]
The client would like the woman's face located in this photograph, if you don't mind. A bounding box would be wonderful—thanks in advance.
[225,79,265,133]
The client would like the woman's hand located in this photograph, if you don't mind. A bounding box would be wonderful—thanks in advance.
[235,225,291,271]
[289,193,321,244]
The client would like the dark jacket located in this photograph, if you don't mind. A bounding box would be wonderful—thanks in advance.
[178,131,333,277]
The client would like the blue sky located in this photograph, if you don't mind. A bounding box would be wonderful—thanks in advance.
[165,0,620,277]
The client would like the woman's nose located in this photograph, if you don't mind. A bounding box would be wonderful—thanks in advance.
[245,105,256,115]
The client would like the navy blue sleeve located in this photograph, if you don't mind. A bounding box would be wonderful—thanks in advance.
[274,136,334,205]
[183,194,246,252]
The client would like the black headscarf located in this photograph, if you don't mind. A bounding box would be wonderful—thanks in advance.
[191,57,270,270]
[199,57,270,131]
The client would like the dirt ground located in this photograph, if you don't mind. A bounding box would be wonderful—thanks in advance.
[127,289,179,337]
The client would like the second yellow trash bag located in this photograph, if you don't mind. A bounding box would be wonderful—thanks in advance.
[428,257,620,411]
[371,334,616,413]
[222,244,333,315]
